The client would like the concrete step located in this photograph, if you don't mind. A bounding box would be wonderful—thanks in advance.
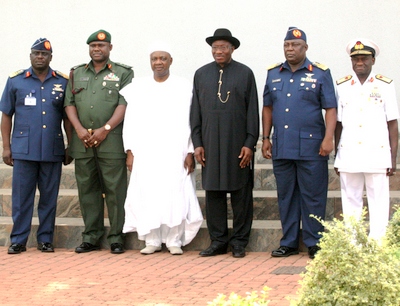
[2,163,400,192]
[1,188,400,221]
[0,216,297,252]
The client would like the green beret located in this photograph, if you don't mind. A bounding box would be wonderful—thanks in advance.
[86,29,111,44]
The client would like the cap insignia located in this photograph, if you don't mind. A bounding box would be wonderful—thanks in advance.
[97,32,106,41]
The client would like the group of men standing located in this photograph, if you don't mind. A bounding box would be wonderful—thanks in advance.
[1,27,398,259]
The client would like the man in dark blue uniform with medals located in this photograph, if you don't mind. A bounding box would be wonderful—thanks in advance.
[1,38,71,254]
[262,27,337,259]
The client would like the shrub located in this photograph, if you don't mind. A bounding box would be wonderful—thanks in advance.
[384,205,400,260]
[292,210,400,306]
[208,286,270,306]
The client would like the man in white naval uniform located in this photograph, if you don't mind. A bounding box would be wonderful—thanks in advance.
[334,38,399,240]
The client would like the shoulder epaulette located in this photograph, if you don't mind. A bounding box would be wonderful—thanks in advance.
[336,75,353,85]
[55,70,69,80]
[9,69,24,78]
[313,62,329,71]
[70,63,86,70]
[267,62,282,70]
[376,74,393,84]
[115,62,133,69]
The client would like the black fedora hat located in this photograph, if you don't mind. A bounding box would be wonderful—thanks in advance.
[206,28,240,49]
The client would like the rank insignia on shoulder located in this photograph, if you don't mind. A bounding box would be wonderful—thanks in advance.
[376,74,392,84]
[336,75,352,85]
[267,62,282,70]
[55,70,69,80]
[71,63,86,70]
[9,69,24,78]
[115,62,133,69]
[313,62,329,71]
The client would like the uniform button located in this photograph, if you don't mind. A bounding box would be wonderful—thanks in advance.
[43,125,47,129]
[309,134,313,137]
[273,87,276,91]
[359,124,362,127]
[90,106,94,109]
[42,111,46,115]
[92,91,96,94]
[290,79,294,83]
[284,125,288,129]
[41,86,44,90]
[306,87,309,90]
[285,108,289,112]
[95,77,98,80]
[287,93,291,97]
[42,99,45,102]
[300,83,304,86]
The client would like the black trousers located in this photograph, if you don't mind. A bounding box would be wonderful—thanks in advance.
[205,178,253,248]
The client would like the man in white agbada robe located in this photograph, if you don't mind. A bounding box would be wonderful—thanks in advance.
[120,42,203,255]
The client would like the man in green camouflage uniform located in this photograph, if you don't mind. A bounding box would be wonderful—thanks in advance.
[64,29,133,254]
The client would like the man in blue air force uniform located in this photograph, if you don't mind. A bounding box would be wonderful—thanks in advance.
[262,27,337,259]
[0,38,71,254]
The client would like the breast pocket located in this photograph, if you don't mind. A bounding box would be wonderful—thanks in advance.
[299,83,318,102]
[73,81,88,102]
[12,125,29,154]
[102,81,119,102]
[269,82,283,102]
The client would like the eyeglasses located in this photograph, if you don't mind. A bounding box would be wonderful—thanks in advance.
[211,45,232,52]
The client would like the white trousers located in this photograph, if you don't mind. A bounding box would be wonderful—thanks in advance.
[340,172,389,240]
[145,222,185,248]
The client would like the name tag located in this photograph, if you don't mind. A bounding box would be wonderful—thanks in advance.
[24,96,36,106]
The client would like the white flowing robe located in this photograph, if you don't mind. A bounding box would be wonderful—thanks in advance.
[120,75,203,246]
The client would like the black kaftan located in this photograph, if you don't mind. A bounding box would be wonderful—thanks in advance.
[190,60,259,191]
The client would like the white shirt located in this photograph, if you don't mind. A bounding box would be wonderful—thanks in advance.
[334,72,399,172]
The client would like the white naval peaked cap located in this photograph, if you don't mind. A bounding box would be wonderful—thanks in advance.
[148,40,173,56]
[346,38,380,57]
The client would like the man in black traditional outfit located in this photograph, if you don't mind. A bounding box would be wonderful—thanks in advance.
[190,28,259,258]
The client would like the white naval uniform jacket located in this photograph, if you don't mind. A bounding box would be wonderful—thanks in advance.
[334,72,399,173]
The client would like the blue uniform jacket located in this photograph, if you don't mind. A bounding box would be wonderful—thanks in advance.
[263,58,337,160]
[0,67,68,162]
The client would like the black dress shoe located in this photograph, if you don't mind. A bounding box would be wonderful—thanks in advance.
[110,243,125,254]
[271,246,299,257]
[199,244,227,257]
[75,242,100,253]
[232,245,246,258]
[37,242,54,252]
[8,243,26,254]
[308,246,321,259]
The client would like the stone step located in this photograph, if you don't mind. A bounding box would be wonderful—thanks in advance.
[0,216,302,252]
[1,188,400,220]
[2,137,400,165]
[2,164,400,192]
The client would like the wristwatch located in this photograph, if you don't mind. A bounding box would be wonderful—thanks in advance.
[104,124,111,131]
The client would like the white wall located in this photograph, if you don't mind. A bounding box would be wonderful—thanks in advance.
[1,0,400,112]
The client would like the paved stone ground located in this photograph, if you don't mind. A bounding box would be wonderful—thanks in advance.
[0,247,310,306]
